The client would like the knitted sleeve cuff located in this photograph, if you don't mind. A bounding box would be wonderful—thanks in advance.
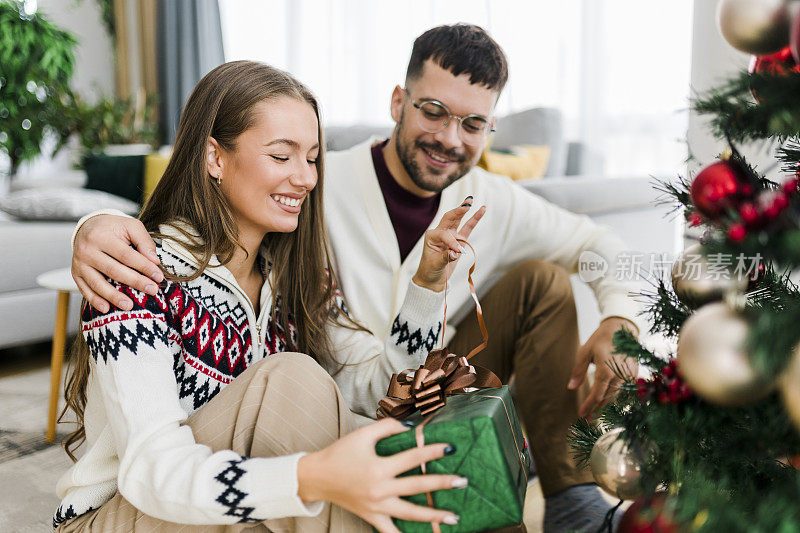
[245,453,324,520]
[399,280,446,326]
[598,292,643,333]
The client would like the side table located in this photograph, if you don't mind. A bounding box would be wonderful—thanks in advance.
[35,268,80,443]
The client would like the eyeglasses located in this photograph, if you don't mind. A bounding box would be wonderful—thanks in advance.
[404,88,495,146]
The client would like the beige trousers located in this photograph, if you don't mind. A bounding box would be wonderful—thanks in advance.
[57,353,372,533]
[448,259,595,496]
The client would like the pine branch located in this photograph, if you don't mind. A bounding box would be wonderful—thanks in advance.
[745,269,800,378]
[778,139,800,172]
[612,329,667,368]
[567,417,603,469]
[636,277,692,338]
[652,175,692,216]
[693,71,800,142]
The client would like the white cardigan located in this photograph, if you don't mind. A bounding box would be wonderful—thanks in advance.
[323,138,640,345]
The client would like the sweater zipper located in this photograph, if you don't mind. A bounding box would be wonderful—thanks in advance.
[161,242,269,356]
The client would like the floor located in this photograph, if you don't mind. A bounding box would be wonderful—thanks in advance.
[0,341,548,532]
[0,342,75,532]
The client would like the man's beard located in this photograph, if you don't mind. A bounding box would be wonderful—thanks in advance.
[394,112,472,193]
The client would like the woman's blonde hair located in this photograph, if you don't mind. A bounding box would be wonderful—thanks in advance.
[62,61,355,459]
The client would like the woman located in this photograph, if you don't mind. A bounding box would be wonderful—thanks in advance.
[54,61,485,533]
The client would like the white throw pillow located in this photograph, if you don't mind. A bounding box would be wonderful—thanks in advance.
[0,187,140,221]
[8,170,88,192]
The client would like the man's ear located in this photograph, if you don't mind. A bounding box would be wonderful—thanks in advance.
[389,85,405,124]
[206,137,224,182]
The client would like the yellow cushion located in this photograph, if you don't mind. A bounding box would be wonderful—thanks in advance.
[477,144,550,181]
[143,151,171,203]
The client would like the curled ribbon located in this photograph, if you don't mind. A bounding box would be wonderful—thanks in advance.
[377,239,500,420]
[377,238,513,532]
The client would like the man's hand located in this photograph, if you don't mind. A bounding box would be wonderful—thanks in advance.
[568,317,639,418]
[72,215,163,313]
[413,196,486,293]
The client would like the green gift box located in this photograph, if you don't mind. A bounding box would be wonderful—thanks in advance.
[375,385,530,532]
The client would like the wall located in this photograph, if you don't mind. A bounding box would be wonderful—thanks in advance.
[687,0,778,176]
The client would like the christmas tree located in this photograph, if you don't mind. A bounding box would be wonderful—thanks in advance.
[569,2,800,531]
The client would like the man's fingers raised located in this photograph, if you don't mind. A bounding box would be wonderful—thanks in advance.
[457,205,486,240]
[438,204,471,231]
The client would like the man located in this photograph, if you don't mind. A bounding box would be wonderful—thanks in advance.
[70,24,639,531]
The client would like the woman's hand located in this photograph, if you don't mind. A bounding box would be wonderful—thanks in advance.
[413,196,486,293]
[297,418,466,533]
[72,214,163,312]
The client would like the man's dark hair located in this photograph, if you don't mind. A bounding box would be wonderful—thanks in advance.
[405,23,508,93]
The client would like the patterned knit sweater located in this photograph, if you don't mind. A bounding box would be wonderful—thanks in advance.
[54,225,444,528]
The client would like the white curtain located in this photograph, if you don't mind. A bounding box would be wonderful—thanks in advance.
[219,0,693,177]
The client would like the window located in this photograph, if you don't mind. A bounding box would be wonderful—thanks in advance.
[220,0,693,177]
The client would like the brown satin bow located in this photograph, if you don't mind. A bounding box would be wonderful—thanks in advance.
[377,239,501,420]
[377,348,501,419]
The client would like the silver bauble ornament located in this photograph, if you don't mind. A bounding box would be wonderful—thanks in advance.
[671,243,748,307]
[717,0,792,55]
[780,344,800,430]
[677,302,772,406]
[590,427,646,501]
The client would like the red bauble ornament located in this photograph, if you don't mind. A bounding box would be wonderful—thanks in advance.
[739,202,760,226]
[690,161,747,218]
[618,493,679,533]
[750,46,800,76]
[728,223,747,242]
[774,191,789,210]
[687,211,703,227]
[759,190,789,219]
[749,47,800,102]
[636,360,692,405]
[782,176,799,195]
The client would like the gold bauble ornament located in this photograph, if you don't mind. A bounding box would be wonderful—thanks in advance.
[671,243,748,308]
[717,0,792,55]
[590,427,646,501]
[677,302,772,406]
[780,344,800,429]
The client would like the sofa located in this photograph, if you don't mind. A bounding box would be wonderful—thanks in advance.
[0,107,682,349]
[0,214,81,349]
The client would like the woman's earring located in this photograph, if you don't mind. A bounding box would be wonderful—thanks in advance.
[216,174,222,186]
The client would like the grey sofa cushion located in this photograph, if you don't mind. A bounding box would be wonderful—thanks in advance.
[325,125,393,152]
[519,175,660,216]
[491,107,566,177]
[0,219,75,293]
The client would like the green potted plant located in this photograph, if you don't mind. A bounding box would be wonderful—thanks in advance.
[61,89,160,156]
[0,0,77,179]
[58,90,160,203]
